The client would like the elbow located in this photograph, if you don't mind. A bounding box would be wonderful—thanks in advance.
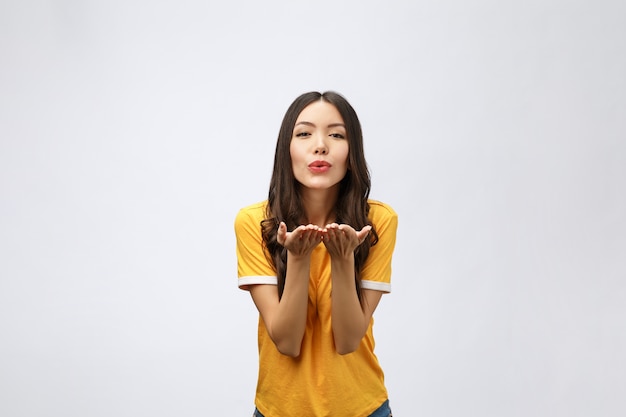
[335,340,360,355]
[272,335,301,357]
[276,342,301,358]
[333,327,365,355]
[268,326,303,357]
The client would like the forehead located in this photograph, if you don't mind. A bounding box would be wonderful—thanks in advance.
[296,100,344,124]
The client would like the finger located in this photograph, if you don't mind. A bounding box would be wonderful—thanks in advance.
[326,225,339,241]
[301,226,323,244]
[336,224,357,242]
[299,229,314,243]
[355,225,372,244]
[338,223,358,234]
[277,222,287,245]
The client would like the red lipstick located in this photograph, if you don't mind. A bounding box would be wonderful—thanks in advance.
[308,160,331,173]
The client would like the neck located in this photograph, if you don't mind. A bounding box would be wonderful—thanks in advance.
[300,186,339,227]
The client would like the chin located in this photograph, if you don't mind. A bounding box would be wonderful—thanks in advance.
[301,181,342,191]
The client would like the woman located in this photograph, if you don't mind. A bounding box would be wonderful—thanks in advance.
[235,91,397,417]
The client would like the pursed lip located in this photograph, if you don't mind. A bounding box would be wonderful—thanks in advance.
[308,160,331,168]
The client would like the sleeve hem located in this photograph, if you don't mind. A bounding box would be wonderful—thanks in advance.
[238,276,278,290]
[361,280,391,293]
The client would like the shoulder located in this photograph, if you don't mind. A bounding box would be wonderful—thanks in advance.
[367,200,398,223]
[234,200,269,236]
[235,200,268,223]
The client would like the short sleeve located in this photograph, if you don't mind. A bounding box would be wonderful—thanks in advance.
[360,201,398,293]
[234,202,277,290]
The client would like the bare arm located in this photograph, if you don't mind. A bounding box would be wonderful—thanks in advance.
[249,222,323,357]
[324,224,383,355]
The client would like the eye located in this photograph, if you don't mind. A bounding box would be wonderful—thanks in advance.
[329,133,345,139]
[295,131,311,138]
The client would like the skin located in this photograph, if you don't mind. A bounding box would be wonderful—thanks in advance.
[250,100,383,356]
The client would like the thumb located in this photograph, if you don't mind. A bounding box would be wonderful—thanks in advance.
[357,225,372,242]
[277,221,287,245]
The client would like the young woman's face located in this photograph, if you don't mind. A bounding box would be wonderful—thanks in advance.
[290,100,349,192]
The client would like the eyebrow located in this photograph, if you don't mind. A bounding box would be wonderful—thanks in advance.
[295,121,346,128]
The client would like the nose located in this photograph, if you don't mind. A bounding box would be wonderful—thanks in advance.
[314,134,328,155]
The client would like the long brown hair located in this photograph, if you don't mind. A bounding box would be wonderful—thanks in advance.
[261,91,378,300]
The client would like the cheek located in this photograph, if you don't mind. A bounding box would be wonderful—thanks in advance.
[338,144,350,169]
[289,143,301,165]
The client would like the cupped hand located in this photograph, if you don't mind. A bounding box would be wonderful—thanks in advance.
[277,222,324,257]
[321,223,372,259]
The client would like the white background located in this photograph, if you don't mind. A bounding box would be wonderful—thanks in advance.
[1,1,625,416]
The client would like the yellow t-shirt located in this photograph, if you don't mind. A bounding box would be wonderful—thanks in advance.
[235,200,398,417]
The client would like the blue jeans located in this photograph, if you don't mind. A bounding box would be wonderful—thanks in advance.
[253,399,392,417]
